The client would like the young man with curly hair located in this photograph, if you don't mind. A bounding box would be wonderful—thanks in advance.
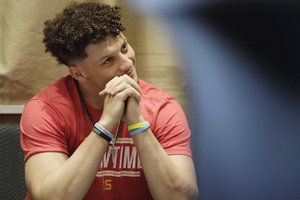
[20,1,198,199]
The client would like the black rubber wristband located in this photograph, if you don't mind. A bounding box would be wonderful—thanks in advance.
[93,127,112,142]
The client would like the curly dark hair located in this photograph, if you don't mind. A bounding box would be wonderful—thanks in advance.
[43,1,126,66]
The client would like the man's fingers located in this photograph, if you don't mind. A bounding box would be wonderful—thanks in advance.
[123,75,141,93]
[115,87,141,101]
[104,75,140,95]
[104,76,122,93]
[99,89,106,96]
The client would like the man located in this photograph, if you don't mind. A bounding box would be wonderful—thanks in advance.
[20,2,198,199]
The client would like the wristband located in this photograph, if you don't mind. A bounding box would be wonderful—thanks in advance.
[94,122,115,139]
[93,127,112,142]
[93,123,114,142]
[127,121,148,131]
[128,121,150,136]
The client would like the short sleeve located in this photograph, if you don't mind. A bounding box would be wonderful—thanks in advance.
[20,99,69,161]
[153,97,192,157]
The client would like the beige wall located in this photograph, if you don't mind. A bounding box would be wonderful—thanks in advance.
[0,0,187,110]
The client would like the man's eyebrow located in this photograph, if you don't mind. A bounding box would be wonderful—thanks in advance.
[99,55,110,62]
[98,38,127,62]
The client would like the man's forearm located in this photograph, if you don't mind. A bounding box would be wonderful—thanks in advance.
[132,129,198,200]
[28,132,107,200]
[27,118,115,200]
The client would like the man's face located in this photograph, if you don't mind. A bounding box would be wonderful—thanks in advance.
[72,33,138,91]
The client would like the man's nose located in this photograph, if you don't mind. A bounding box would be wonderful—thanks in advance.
[119,55,133,71]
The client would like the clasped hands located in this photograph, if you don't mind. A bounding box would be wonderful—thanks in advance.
[99,75,144,126]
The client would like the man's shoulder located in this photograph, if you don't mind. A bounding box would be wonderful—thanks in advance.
[139,79,173,100]
[26,75,75,110]
[32,75,71,97]
[139,79,177,112]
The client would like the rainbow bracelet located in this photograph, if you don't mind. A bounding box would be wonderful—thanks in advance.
[128,121,150,136]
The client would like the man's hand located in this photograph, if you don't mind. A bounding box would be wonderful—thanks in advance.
[124,97,144,125]
[99,75,142,125]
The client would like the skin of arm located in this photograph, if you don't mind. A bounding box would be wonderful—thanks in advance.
[104,76,199,199]
[24,78,140,200]
[25,74,197,200]
[133,132,199,200]
[25,119,112,200]
[127,97,199,200]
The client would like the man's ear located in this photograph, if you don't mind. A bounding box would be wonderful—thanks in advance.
[69,66,87,82]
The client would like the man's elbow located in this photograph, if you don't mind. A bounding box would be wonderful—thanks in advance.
[187,184,199,200]
[173,178,199,200]
[27,184,67,200]
[182,182,199,200]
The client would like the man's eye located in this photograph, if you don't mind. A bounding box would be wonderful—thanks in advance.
[121,43,128,52]
[103,57,112,64]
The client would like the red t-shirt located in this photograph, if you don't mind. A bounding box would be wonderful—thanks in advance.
[20,75,191,199]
